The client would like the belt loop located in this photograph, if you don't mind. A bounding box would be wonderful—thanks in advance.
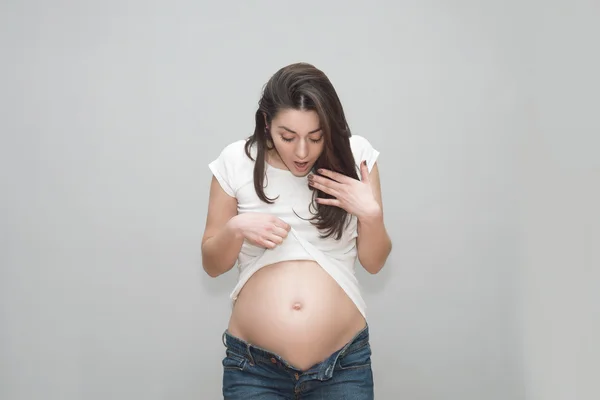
[222,331,227,348]
[246,343,256,365]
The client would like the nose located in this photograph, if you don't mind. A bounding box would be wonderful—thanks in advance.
[295,140,308,159]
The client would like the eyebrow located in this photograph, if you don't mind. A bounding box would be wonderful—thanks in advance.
[278,126,322,134]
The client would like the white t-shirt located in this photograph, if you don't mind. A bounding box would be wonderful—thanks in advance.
[208,135,380,320]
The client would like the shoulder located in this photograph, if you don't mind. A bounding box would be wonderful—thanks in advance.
[349,134,380,171]
[349,134,377,155]
[213,138,257,169]
[208,138,253,197]
[349,134,370,148]
[218,139,248,159]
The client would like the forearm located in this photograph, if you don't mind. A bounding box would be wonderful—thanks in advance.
[201,216,244,277]
[356,212,392,274]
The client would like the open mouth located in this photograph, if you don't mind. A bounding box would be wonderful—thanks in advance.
[294,161,309,171]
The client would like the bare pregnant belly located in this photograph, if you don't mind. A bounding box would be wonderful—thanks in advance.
[227,260,366,371]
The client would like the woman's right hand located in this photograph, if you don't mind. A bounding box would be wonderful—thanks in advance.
[228,213,291,249]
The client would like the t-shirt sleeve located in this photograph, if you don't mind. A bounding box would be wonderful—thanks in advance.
[208,141,243,197]
[351,135,380,173]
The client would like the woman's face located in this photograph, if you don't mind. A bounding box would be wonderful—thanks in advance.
[266,108,325,177]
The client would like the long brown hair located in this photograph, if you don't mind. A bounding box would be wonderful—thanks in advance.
[244,62,358,240]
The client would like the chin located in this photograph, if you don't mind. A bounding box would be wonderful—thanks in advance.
[290,169,311,177]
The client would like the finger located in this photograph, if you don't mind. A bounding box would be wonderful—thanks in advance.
[271,226,289,239]
[316,168,351,184]
[360,160,370,183]
[273,218,291,231]
[315,197,342,208]
[310,174,343,192]
[309,179,340,197]
[266,233,285,245]
[261,238,277,249]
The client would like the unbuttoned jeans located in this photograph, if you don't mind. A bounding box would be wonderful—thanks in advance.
[221,324,374,399]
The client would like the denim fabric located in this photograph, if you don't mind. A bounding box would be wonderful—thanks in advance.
[221,325,374,399]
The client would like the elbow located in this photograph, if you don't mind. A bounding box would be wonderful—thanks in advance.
[363,261,386,275]
[200,239,222,278]
[203,266,222,278]
[201,253,235,278]
[201,248,225,278]
[201,256,228,278]
[359,255,386,275]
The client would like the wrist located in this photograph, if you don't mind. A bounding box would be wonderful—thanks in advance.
[357,203,383,224]
[226,215,245,241]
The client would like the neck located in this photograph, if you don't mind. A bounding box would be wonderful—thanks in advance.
[266,148,288,170]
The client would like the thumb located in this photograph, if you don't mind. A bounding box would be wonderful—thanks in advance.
[360,160,370,183]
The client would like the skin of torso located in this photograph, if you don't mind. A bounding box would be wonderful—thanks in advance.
[226,110,367,371]
[227,260,366,371]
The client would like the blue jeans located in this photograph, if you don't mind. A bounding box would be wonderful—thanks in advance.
[221,324,374,399]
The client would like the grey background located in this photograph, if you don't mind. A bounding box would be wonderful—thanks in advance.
[1,1,597,399]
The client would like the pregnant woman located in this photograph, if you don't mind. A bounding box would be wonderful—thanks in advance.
[201,62,392,399]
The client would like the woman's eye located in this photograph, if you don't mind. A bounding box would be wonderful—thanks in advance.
[279,135,322,143]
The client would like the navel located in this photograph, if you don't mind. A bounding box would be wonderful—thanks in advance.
[292,302,303,311]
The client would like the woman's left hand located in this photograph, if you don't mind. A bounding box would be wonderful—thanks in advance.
[308,160,381,219]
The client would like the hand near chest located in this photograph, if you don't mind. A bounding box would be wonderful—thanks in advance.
[230,212,292,249]
[308,160,382,219]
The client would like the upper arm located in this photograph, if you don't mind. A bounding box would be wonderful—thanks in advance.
[356,161,390,273]
[351,135,382,207]
[202,175,238,246]
[203,141,243,245]
[369,162,383,210]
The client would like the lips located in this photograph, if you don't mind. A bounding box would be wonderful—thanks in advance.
[294,161,309,171]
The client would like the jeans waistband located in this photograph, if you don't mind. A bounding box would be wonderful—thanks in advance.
[222,323,370,378]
